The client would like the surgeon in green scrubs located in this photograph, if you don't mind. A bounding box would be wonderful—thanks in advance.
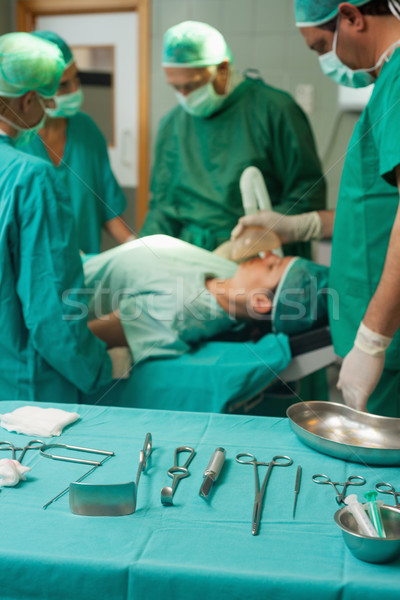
[232,0,400,417]
[0,33,130,403]
[139,20,326,259]
[24,31,133,254]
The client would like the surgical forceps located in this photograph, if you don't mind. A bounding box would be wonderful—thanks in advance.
[375,482,400,508]
[236,453,293,535]
[0,440,44,463]
[312,474,366,505]
[161,447,195,506]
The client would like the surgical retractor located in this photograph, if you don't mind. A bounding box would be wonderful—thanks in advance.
[161,446,195,506]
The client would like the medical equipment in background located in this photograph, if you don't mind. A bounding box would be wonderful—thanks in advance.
[292,466,302,519]
[69,432,152,516]
[199,447,226,500]
[41,444,115,509]
[239,166,283,257]
[375,482,400,508]
[312,474,366,505]
[364,490,386,538]
[344,494,379,538]
[236,452,293,535]
[161,446,196,506]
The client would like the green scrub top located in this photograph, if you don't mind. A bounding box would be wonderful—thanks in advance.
[24,112,126,254]
[140,76,326,256]
[83,235,239,364]
[0,135,112,403]
[329,48,400,371]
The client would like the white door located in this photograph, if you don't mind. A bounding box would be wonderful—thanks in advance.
[36,12,138,187]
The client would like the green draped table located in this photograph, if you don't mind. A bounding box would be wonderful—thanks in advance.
[0,401,398,600]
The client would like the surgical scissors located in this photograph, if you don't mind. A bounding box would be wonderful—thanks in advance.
[236,453,293,536]
[375,482,400,508]
[0,440,44,464]
[312,474,366,505]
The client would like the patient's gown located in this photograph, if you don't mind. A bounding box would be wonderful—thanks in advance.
[83,235,239,363]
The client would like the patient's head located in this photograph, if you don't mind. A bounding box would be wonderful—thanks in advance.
[208,252,329,334]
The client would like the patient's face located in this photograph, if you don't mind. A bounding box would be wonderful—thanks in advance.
[232,252,293,294]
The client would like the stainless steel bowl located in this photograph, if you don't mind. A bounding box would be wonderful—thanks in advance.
[287,401,400,465]
[335,505,400,563]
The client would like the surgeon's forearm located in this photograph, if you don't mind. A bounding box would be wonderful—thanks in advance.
[88,311,128,348]
[362,180,400,337]
[316,210,335,239]
[104,216,136,244]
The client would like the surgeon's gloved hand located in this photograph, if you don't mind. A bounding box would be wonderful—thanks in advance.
[107,347,133,380]
[231,211,323,244]
[337,322,392,412]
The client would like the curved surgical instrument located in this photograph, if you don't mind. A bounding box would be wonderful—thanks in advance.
[312,474,366,505]
[375,482,400,508]
[236,453,293,535]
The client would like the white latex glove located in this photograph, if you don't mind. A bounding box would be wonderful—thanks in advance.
[337,322,392,412]
[107,347,133,380]
[0,459,30,487]
[231,210,322,244]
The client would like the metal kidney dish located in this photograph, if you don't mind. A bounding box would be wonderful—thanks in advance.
[287,401,400,465]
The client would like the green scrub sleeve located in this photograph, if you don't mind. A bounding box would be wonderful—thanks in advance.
[270,98,326,215]
[373,71,400,187]
[94,125,127,223]
[17,167,112,393]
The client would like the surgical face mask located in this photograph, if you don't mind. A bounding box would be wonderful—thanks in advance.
[0,96,46,146]
[319,22,400,88]
[46,87,84,118]
[176,73,227,118]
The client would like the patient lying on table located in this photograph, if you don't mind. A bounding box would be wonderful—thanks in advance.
[82,235,328,364]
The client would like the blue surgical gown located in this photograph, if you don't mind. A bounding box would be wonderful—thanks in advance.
[24,112,127,253]
[0,135,112,403]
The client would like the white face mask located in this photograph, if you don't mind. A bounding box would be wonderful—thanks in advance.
[319,20,400,88]
[0,96,46,146]
[176,73,227,118]
[45,87,84,118]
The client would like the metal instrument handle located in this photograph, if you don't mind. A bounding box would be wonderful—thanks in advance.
[40,443,114,466]
[174,446,195,470]
[135,432,152,488]
[204,447,226,480]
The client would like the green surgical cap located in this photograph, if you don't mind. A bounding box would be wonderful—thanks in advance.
[33,31,74,68]
[162,20,232,67]
[272,258,329,335]
[295,0,371,26]
[0,32,65,98]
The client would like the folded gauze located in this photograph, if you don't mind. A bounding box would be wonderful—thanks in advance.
[0,459,30,487]
[0,406,80,437]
